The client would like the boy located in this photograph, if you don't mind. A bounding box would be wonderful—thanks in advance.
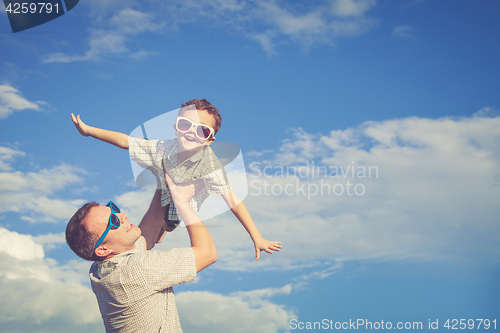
[71,99,281,259]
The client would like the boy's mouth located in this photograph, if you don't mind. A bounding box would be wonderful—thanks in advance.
[183,135,198,143]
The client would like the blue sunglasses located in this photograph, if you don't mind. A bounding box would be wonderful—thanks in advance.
[94,201,121,251]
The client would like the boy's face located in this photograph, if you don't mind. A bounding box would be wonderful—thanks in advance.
[174,109,216,152]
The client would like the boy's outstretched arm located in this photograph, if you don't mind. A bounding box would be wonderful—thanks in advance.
[221,191,282,260]
[71,113,129,149]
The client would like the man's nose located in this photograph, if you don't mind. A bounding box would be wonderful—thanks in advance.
[119,213,127,223]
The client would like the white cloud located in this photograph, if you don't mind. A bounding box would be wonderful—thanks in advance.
[0,146,25,171]
[392,25,416,39]
[177,284,296,333]
[237,113,500,272]
[33,232,66,251]
[0,84,45,119]
[0,147,87,223]
[43,8,164,63]
[129,49,160,60]
[0,228,103,332]
[47,1,381,61]
[0,227,44,261]
[330,0,377,17]
[109,8,165,34]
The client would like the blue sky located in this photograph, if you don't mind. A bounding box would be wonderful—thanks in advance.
[1,0,499,332]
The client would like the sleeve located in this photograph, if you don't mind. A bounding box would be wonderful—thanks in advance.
[139,247,197,291]
[204,168,232,195]
[129,137,163,172]
[203,152,232,195]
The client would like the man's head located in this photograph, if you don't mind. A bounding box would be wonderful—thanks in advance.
[66,201,141,261]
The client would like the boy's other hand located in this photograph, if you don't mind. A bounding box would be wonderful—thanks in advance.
[71,113,91,137]
[254,238,282,260]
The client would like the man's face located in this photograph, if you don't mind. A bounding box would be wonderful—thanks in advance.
[174,109,216,152]
[86,204,141,257]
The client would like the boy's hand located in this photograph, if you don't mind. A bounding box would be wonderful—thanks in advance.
[254,237,282,260]
[71,113,91,136]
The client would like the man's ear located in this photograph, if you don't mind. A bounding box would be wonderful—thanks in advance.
[205,136,215,146]
[95,245,112,258]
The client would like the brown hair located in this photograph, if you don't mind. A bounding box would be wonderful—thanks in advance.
[181,99,222,135]
[65,202,103,261]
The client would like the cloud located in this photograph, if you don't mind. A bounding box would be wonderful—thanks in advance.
[0,227,103,332]
[0,147,87,223]
[392,25,416,39]
[47,1,380,61]
[0,227,44,261]
[177,284,296,333]
[33,232,67,251]
[43,9,163,63]
[245,113,500,269]
[0,84,46,119]
[330,0,377,17]
[0,146,25,171]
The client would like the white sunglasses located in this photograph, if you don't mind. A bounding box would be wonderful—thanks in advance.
[175,117,215,140]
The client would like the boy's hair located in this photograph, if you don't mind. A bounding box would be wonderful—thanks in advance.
[181,99,222,135]
[66,202,103,262]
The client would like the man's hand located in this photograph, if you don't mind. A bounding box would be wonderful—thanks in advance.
[165,174,205,207]
[71,113,91,137]
[253,237,282,260]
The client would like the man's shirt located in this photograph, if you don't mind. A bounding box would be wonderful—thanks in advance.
[89,237,196,333]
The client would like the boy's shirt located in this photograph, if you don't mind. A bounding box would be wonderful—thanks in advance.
[129,137,232,222]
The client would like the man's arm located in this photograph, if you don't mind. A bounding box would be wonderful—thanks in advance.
[71,113,129,149]
[222,191,282,260]
[166,175,217,272]
[138,189,168,250]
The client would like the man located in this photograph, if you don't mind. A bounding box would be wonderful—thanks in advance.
[65,175,216,332]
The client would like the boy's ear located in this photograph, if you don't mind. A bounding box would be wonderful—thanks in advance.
[205,136,215,146]
[95,245,112,258]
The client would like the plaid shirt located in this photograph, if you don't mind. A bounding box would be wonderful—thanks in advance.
[89,237,196,333]
[129,137,232,222]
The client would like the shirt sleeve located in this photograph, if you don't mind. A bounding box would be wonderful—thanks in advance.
[204,168,232,195]
[203,148,232,195]
[129,137,163,171]
[138,247,196,291]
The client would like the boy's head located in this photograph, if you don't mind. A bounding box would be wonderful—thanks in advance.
[174,99,221,151]
[181,99,222,135]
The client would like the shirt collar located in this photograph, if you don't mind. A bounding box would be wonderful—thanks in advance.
[96,237,145,267]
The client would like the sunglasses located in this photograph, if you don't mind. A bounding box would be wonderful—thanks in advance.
[175,117,215,141]
[94,201,121,251]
